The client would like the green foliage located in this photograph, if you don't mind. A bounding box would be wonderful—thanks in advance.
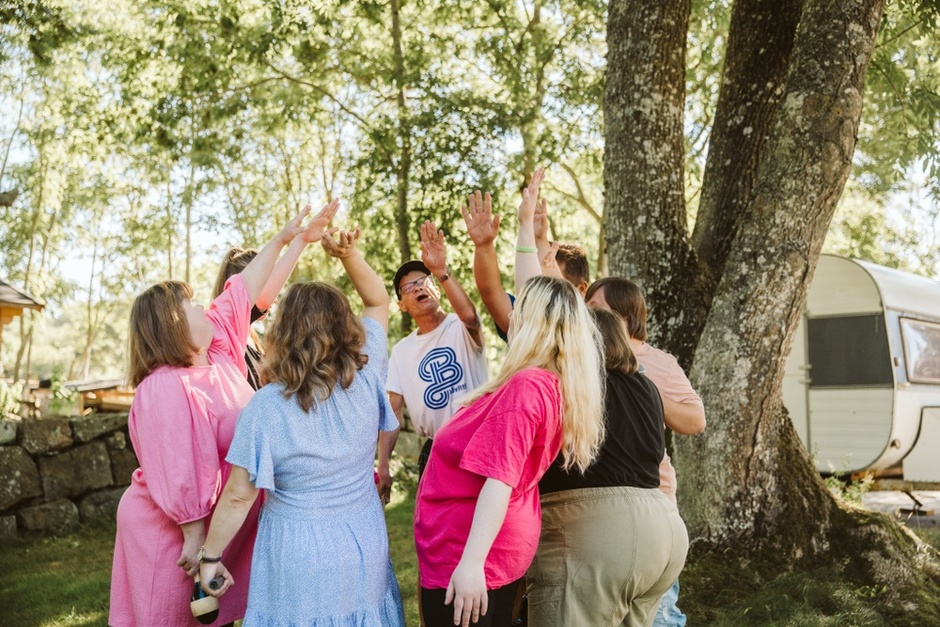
[0,379,21,415]
[824,472,875,506]
[1,0,939,379]
[48,365,77,415]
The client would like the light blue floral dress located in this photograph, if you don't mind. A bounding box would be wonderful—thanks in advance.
[226,317,405,626]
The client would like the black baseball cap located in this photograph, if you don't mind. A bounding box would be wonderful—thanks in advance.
[392,260,431,299]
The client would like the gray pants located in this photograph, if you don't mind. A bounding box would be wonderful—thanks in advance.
[527,486,689,627]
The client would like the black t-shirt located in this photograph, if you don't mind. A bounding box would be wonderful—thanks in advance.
[244,305,266,391]
[539,370,664,494]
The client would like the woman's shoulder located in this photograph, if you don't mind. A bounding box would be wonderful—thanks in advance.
[247,382,288,405]
[608,369,662,400]
[136,366,190,392]
[505,366,560,396]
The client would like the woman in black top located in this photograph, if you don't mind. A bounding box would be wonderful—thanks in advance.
[528,308,689,627]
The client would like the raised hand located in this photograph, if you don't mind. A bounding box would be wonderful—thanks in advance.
[420,220,448,276]
[533,197,550,244]
[321,227,361,259]
[517,167,544,225]
[540,241,564,280]
[298,199,341,244]
[461,190,500,247]
[275,205,312,245]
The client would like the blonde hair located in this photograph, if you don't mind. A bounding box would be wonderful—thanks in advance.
[591,308,639,374]
[463,276,605,473]
[261,282,368,412]
[128,281,198,386]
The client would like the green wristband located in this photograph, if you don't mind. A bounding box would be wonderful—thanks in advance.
[516,245,538,253]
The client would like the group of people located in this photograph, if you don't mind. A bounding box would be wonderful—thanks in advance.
[108,169,704,627]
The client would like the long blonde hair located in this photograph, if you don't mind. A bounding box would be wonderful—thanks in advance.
[463,275,605,472]
[261,282,368,412]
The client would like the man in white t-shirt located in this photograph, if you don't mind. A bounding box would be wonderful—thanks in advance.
[378,220,488,504]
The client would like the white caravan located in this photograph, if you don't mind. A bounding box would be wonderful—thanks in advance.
[783,254,940,481]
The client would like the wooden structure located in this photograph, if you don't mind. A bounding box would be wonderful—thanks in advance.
[0,279,45,372]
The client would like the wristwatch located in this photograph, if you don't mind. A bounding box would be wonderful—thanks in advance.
[198,546,222,564]
[437,268,450,283]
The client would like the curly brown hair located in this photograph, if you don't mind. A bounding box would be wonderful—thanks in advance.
[261,282,368,411]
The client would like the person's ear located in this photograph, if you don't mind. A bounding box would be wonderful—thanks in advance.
[577,281,589,297]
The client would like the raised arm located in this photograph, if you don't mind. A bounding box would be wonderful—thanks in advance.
[515,168,544,293]
[240,200,340,304]
[421,220,483,347]
[533,196,552,261]
[322,227,390,333]
[462,190,512,335]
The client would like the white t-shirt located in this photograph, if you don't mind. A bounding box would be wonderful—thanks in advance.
[387,313,488,438]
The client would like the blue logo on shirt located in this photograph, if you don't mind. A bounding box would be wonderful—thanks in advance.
[419,347,466,410]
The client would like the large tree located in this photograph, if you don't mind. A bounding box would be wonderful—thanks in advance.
[605,0,940,607]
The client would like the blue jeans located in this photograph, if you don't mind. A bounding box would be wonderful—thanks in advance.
[652,579,687,627]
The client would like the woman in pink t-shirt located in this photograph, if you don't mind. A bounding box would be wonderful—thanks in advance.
[414,275,606,627]
[109,202,338,627]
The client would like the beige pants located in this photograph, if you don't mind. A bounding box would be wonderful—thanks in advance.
[527,486,689,627]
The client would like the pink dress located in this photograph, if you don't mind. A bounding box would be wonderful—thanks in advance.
[109,275,260,627]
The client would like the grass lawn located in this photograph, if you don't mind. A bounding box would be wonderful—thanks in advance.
[0,489,420,627]
[2,487,938,627]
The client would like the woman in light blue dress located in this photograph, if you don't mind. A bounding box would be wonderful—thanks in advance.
[198,225,405,626]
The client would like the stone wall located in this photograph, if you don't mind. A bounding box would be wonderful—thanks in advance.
[0,412,425,539]
[0,412,136,537]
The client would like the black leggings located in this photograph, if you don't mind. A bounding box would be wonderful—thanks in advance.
[421,578,523,627]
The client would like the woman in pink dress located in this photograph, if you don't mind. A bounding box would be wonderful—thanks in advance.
[109,201,339,627]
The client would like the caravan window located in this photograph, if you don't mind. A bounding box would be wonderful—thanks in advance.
[900,318,940,384]
[807,315,893,387]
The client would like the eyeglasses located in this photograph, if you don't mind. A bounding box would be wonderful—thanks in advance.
[399,275,432,296]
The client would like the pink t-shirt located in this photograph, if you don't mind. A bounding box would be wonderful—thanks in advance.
[414,367,563,590]
[634,342,703,504]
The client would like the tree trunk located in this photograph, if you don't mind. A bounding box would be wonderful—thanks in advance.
[606,0,939,601]
[14,141,46,383]
[603,0,709,368]
[391,0,414,333]
[675,0,887,556]
[691,0,803,283]
[166,174,174,279]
